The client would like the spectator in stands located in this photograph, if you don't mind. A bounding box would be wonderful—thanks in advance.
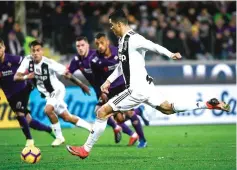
[5,30,24,56]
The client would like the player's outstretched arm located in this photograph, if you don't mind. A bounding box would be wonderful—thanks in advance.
[14,72,35,81]
[64,72,90,95]
[133,35,182,60]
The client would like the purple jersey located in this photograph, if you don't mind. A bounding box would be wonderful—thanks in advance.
[68,49,98,89]
[90,46,125,93]
[0,54,27,99]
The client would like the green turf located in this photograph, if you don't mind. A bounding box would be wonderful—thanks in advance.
[0,124,235,170]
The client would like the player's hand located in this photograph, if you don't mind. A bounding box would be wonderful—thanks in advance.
[27,72,35,79]
[101,80,111,94]
[170,53,182,60]
[81,84,91,96]
[100,92,108,103]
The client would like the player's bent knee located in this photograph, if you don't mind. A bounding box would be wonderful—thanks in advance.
[96,104,113,119]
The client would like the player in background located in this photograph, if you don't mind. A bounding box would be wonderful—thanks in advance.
[68,36,138,145]
[0,38,54,147]
[66,9,230,159]
[91,33,147,147]
[14,40,92,147]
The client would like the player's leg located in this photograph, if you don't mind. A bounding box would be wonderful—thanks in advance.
[66,88,142,159]
[59,110,93,131]
[145,84,230,114]
[125,110,147,148]
[8,93,34,147]
[155,98,230,115]
[95,105,122,143]
[66,103,113,159]
[44,104,65,146]
[25,113,55,138]
[134,105,149,126]
[115,113,138,146]
[15,112,34,147]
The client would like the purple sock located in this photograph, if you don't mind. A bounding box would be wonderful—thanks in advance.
[17,116,32,139]
[107,117,117,129]
[29,119,52,133]
[119,123,133,136]
[134,108,141,116]
[130,113,146,141]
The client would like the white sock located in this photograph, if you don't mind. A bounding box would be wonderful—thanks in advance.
[84,118,108,152]
[76,117,93,131]
[52,122,63,139]
[173,101,207,113]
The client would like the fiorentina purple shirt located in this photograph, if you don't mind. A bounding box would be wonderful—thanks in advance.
[0,54,27,99]
[90,46,125,92]
[68,49,98,89]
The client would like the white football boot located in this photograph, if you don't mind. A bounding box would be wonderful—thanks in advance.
[51,137,65,147]
[25,139,35,147]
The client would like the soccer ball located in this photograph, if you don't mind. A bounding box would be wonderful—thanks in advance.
[21,146,41,164]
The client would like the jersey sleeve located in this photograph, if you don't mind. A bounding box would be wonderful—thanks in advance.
[107,62,123,83]
[68,56,79,74]
[17,56,30,73]
[50,59,67,75]
[131,34,173,58]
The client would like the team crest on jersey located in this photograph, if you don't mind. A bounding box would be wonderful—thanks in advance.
[43,68,48,74]
[92,56,99,63]
[75,56,79,61]
[114,55,118,60]
[36,68,41,74]
[7,62,12,67]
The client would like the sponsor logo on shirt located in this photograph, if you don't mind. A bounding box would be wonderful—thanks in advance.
[1,70,13,76]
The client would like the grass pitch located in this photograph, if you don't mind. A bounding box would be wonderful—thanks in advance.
[0,124,235,170]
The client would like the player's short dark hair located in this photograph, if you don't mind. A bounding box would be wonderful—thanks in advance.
[109,9,128,25]
[29,40,43,48]
[0,38,4,46]
[95,33,106,39]
[76,36,88,43]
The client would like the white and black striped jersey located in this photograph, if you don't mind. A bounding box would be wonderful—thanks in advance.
[107,29,173,92]
[17,55,66,97]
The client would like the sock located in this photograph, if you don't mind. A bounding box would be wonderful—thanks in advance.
[51,122,63,139]
[29,119,52,133]
[172,101,207,113]
[17,116,32,139]
[84,118,108,152]
[130,113,146,141]
[119,123,133,136]
[134,108,142,116]
[76,117,92,131]
[107,117,117,129]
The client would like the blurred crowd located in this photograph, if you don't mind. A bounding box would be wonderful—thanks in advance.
[0,1,236,60]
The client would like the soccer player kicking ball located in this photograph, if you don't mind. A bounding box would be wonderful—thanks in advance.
[68,36,138,145]
[0,38,54,147]
[66,9,230,159]
[14,40,93,147]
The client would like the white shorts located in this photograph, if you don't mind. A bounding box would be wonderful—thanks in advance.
[45,88,68,115]
[108,83,165,111]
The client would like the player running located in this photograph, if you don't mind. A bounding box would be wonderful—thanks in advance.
[0,38,54,147]
[14,40,92,147]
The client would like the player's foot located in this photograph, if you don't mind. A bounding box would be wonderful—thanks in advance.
[138,105,149,126]
[206,98,230,112]
[113,126,122,143]
[137,140,147,148]
[66,145,89,159]
[128,133,139,146]
[51,137,65,147]
[25,139,34,147]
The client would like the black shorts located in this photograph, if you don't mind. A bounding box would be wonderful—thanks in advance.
[97,84,126,106]
[7,84,32,114]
